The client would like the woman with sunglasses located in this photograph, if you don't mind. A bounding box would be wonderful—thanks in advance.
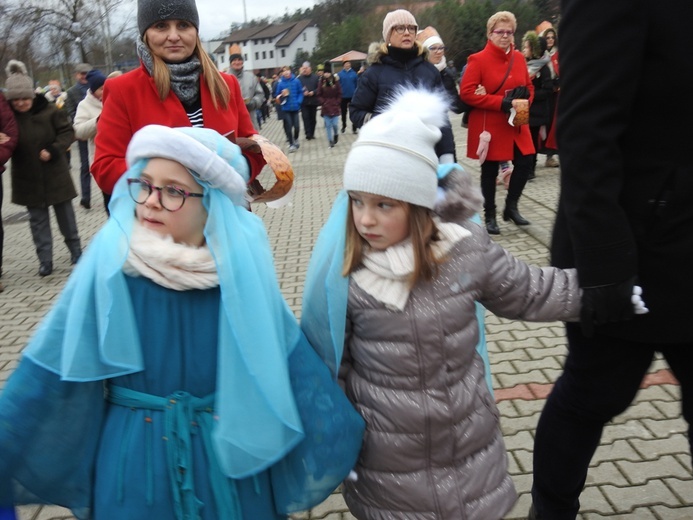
[460,10,535,235]
[349,9,456,164]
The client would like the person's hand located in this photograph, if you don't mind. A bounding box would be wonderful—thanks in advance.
[0,132,8,144]
[580,276,638,338]
[474,84,486,95]
[39,149,51,162]
[632,285,649,315]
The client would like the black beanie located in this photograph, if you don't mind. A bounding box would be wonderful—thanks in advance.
[137,0,200,36]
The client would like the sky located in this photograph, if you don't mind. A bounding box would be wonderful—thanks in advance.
[194,0,318,40]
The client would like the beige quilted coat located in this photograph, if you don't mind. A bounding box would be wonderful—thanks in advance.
[340,170,580,519]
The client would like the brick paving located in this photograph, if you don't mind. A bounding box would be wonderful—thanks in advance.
[1,112,690,519]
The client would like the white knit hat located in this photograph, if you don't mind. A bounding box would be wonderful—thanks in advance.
[382,9,417,43]
[343,87,449,209]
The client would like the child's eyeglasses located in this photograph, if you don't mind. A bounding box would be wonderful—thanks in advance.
[429,46,446,52]
[127,178,203,212]
[393,25,417,34]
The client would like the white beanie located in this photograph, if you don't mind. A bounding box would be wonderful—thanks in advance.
[382,9,417,43]
[343,87,449,209]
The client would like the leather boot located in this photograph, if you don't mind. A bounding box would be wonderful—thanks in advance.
[503,199,530,226]
[485,212,500,235]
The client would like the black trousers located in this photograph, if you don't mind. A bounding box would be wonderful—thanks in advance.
[479,144,533,215]
[340,97,352,129]
[532,322,693,519]
[301,104,318,139]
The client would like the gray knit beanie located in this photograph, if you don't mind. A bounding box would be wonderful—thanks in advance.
[137,0,200,36]
[4,60,34,101]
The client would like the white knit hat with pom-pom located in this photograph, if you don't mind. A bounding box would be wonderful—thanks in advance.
[343,87,449,209]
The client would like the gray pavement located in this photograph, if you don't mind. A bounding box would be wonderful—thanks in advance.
[1,112,691,519]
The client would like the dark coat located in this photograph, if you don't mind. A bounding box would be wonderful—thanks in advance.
[10,95,77,208]
[440,66,463,114]
[528,63,553,127]
[349,45,455,158]
[551,0,693,342]
[298,73,320,107]
[317,78,342,117]
[0,92,19,174]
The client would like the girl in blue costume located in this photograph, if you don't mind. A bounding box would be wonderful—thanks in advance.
[0,125,364,519]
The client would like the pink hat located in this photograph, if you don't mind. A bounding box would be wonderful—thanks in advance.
[382,9,417,43]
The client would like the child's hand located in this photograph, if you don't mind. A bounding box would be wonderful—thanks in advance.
[39,149,51,162]
[632,285,649,315]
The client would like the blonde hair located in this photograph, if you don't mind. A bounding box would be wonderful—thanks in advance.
[486,11,517,37]
[343,200,444,287]
[144,34,230,109]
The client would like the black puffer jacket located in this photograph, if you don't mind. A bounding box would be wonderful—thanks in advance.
[350,44,455,158]
[10,94,76,208]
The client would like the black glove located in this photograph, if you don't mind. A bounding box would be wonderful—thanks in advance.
[508,86,529,99]
[580,276,636,338]
[501,98,513,113]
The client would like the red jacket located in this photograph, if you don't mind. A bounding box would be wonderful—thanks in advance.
[92,65,264,194]
[0,92,18,174]
[460,41,534,162]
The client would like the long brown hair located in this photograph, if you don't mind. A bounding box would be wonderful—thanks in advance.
[343,198,444,287]
[144,34,230,109]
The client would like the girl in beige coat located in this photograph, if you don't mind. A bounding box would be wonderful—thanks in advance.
[301,88,648,519]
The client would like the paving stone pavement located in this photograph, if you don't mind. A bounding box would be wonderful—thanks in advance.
[1,112,690,520]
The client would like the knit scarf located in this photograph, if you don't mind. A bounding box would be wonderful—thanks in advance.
[527,53,551,78]
[434,55,447,72]
[351,221,470,311]
[123,222,218,290]
[137,38,201,104]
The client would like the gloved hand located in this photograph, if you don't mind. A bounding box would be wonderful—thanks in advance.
[508,86,529,99]
[501,98,513,113]
[580,276,637,338]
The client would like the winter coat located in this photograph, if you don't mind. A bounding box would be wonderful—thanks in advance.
[317,78,342,117]
[460,41,535,162]
[441,66,464,114]
[230,68,265,112]
[10,94,77,208]
[349,44,455,159]
[73,90,102,163]
[528,62,553,127]
[337,67,359,98]
[92,64,264,194]
[341,170,580,519]
[65,82,88,122]
[0,92,18,174]
[551,0,693,343]
[298,73,320,107]
[274,74,304,112]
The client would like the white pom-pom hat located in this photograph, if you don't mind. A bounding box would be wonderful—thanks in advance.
[343,87,449,209]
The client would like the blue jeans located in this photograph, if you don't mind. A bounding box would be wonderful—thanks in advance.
[323,115,339,143]
[532,322,693,519]
[282,110,300,145]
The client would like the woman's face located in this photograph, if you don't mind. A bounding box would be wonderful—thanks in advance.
[522,40,532,59]
[10,98,33,113]
[145,19,197,63]
[135,157,207,246]
[545,31,556,50]
[388,24,417,50]
[489,21,515,51]
[427,43,445,65]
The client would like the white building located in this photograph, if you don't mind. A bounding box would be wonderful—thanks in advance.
[212,20,318,75]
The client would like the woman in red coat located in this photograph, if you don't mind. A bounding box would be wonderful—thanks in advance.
[92,0,264,202]
[460,11,535,235]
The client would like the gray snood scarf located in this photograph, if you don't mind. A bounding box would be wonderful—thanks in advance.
[137,37,201,104]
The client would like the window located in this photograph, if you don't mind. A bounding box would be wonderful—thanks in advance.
[270,51,274,58]
[303,33,307,41]
[255,52,259,60]
[262,51,266,59]
[281,49,286,58]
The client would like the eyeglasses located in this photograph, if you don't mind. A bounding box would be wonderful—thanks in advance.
[393,24,418,35]
[429,45,446,52]
[492,30,515,37]
[127,178,203,212]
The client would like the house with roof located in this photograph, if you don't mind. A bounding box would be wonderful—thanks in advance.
[212,20,318,75]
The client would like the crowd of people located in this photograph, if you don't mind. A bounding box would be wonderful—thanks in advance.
[0,1,690,519]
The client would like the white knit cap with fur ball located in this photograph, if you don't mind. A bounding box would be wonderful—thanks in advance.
[382,9,417,43]
[343,87,449,209]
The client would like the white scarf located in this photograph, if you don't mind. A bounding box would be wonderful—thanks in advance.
[352,221,470,311]
[123,222,219,290]
[434,55,447,72]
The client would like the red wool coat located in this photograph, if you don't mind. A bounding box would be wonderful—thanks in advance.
[460,41,535,162]
[92,65,264,194]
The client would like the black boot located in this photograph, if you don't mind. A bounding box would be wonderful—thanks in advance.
[503,199,530,226]
[485,212,500,235]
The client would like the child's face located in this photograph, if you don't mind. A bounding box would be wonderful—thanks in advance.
[349,191,410,250]
[135,157,207,246]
